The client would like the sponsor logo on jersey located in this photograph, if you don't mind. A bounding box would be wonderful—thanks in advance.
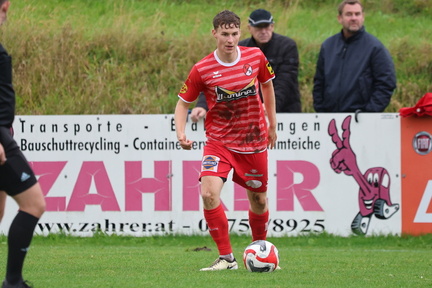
[202,155,219,171]
[245,172,263,177]
[246,180,263,188]
[266,62,274,75]
[215,79,256,102]
[180,83,188,94]
[245,168,263,177]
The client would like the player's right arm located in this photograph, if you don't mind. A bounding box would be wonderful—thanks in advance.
[174,99,193,150]
[176,65,204,149]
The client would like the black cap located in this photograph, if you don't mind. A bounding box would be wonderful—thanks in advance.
[248,9,274,27]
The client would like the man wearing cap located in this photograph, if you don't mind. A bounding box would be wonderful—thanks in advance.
[190,9,301,122]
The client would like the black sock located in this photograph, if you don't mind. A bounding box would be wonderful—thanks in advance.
[6,210,39,284]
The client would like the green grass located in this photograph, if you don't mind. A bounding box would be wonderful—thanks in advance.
[3,0,432,115]
[1,233,431,287]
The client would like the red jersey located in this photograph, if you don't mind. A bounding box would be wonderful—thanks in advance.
[178,46,275,153]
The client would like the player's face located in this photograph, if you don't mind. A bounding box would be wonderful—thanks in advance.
[212,24,240,57]
[338,3,364,37]
[248,24,274,45]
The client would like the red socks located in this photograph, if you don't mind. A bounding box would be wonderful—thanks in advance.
[204,204,232,255]
[204,205,269,254]
[249,209,269,241]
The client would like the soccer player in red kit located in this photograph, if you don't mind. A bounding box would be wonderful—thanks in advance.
[174,10,277,271]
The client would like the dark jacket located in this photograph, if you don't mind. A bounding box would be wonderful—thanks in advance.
[313,27,396,112]
[195,32,301,112]
[0,44,15,127]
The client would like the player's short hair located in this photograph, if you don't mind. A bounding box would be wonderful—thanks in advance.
[213,10,240,30]
[338,0,364,15]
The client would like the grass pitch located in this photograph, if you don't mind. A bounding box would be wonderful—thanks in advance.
[1,233,431,287]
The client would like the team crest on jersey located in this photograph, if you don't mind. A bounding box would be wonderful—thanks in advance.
[266,62,274,75]
[243,64,253,76]
[216,78,257,102]
[180,83,188,94]
[202,155,220,172]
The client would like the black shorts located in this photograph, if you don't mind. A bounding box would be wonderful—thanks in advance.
[0,126,37,196]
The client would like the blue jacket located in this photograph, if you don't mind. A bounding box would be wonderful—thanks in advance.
[313,27,396,112]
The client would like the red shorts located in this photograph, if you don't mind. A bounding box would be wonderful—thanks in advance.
[200,142,268,193]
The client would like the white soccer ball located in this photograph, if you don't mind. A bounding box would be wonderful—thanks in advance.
[243,240,279,272]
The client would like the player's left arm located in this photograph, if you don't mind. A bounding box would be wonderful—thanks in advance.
[261,80,277,149]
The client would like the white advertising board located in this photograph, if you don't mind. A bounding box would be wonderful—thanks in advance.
[0,113,401,237]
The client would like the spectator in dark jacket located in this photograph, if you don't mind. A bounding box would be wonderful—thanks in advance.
[313,0,396,113]
[190,9,301,122]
